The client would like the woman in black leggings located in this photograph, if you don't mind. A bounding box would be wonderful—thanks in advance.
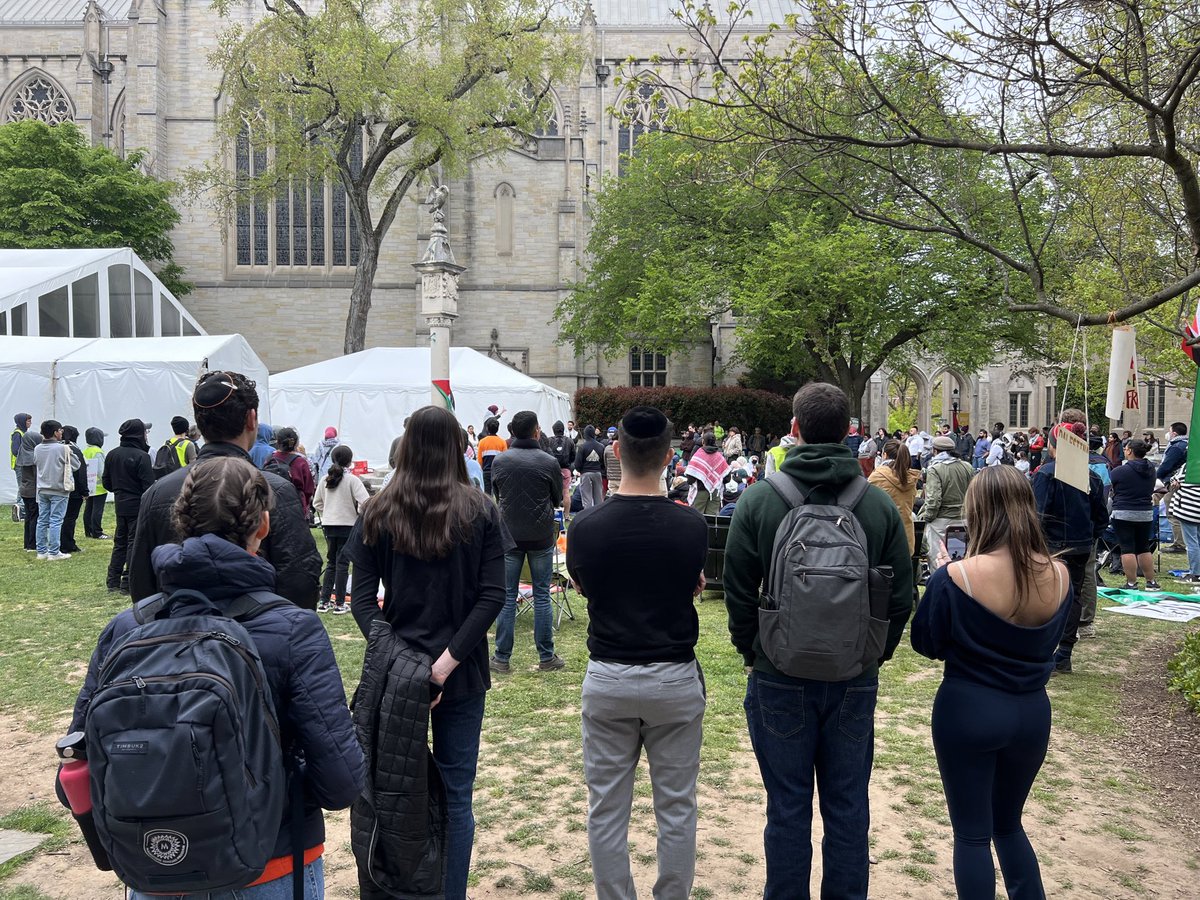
[911,466,1070,899]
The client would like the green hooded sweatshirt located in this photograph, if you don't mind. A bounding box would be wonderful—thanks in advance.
[724,442,915,684]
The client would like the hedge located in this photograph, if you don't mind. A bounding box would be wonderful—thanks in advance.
[1167,630,1200,717]
[574,386,793,436]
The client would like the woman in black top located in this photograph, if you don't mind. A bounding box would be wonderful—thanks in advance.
[1108,439,1161,590]
[345,406,508,900]
[912,466,1070,900]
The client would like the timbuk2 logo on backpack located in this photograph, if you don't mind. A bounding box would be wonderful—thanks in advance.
[758,474,894,682]
[84,589,291,894]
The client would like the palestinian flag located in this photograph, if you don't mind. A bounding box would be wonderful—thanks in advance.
[1185,300,1200,483]
[434,379,455,411]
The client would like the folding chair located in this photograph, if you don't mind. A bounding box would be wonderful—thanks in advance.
[514,518,576,630]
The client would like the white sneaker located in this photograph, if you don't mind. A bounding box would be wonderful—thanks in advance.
[36,552,49,560]
[47,552,72,561]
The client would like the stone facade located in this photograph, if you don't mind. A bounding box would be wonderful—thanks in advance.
[0,0,767,393]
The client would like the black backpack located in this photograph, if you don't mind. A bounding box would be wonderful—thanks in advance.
[84,590,293,895]
[152,437,190,480]
[551,436,572,469]
[263,453,304,496]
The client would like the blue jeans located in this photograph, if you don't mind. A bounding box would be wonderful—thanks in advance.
[129,857,323,899]
[1183,521,1200,577]
[433,690,487,900]
[744,673,878,900]
[494,546,556,663]
[35,491,69,555]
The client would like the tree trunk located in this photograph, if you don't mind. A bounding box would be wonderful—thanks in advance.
[343,231,380,355]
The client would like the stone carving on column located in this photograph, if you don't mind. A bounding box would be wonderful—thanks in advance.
[414,183,465,409]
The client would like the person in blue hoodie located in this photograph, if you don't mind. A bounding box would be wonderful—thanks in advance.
[1109,439,1161,591]
[250,422,275,468]
[66,456,364,898]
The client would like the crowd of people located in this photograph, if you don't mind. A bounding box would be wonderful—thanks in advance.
[18,370,1184,900]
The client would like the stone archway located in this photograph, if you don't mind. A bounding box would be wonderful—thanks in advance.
[928,366,975,432]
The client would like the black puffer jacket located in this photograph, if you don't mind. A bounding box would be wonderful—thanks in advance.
[68,534,364,861]
[101,436,155,516]
[128,442,321,609]
[352,621,446,899]
[490,438,563,550]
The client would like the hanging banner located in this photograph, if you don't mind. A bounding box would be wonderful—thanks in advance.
[1053,425,1092,493]
[1105,327,1137,421]
[1124,356,1140,413]
[1184,300,1200,483]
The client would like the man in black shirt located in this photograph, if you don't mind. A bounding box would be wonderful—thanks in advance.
[567,406,708,900]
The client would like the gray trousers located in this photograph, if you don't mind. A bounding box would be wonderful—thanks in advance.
[580,472,605,508]
[581,659,706,900]
[1080,547,1098,626]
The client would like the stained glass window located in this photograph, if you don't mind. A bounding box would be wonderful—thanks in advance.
[6,75,72,125]
[234,124,362,269]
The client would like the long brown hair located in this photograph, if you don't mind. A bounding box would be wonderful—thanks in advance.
[962,466,1053,613]
[360,406,485,559]
[881,439,911,487]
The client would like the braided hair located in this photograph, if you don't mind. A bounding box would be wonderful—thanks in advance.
[326,444,353,489]
[172,457,274,549]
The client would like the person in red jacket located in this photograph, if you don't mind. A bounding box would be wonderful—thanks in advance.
[266,426,316,517]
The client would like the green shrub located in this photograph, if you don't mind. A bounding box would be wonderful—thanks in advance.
[574,387,792,436]
[1167,630,1200,716]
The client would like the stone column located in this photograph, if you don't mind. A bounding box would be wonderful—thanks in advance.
[413,185,466,409]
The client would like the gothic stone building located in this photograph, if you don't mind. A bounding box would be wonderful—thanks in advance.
[0,0,1192,433]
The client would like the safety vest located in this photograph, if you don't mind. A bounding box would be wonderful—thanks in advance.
[9,428,20,470]
[83,445,107,495]
[768,444,788,472]
[167,436,194,468]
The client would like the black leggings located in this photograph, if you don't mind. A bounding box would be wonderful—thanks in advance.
[932,678,1049,900]
[322,525,353,605]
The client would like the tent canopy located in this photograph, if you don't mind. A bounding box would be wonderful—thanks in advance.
[0,248,204,338]
[0,335,269,504]
[269,347,573,467]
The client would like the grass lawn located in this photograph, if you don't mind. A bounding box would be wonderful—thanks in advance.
[0,508,1197,898]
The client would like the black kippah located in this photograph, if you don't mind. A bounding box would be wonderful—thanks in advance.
[621,405,669,439]
[193,371,238,408]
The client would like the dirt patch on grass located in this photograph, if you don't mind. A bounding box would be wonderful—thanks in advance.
[1114,630,1200,841]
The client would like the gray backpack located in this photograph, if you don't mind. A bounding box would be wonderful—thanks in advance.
[759,474,894,681]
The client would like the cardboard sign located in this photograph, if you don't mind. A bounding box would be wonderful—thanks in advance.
[1053,426,1092,493]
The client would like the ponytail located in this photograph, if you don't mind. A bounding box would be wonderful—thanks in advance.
[326,444,354,489]
[883,440,911,487]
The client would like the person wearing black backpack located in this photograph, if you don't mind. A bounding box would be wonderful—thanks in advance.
[153,416,198,479]
[62,456,364,899]
[549,420,575,511]
[723,383,914,900]
[263,427,317,519]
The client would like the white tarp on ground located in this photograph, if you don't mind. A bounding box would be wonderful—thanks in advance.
[269,347,573,467]
[0,335,269,504]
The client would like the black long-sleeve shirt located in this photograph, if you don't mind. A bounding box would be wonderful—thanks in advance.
[567,494,708,663]
[345,500,512,700]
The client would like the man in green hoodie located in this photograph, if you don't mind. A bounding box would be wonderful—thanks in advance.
[724,382,914,900]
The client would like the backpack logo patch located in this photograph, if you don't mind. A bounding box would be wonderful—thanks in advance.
[144,830,188,866]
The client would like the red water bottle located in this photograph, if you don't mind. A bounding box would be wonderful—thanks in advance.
[56,731,111,870]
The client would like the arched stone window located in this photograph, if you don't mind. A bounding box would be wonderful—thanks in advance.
[109,91,126,157]
[617,82,668,175]
[521,83,561,137]
[4,70,74,125]
[495,183,515,256]
[233,121,363,269]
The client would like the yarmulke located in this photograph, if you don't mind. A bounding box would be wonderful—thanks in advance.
[193,371,238,408]
[621,405,669,439]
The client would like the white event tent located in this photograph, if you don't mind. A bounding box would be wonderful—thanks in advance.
[0,335,270,504]
[269,347,573,467]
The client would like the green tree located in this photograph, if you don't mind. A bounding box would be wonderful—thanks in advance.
[0,120,189,296]
[645,0,1200,345]
[199,0,578,354]
[557,126,1033,418]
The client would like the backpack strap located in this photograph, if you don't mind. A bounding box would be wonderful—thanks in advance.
[223,590,293,622]
[133,589,215,623]
[836,476,870,510]
[765,472,811,508]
